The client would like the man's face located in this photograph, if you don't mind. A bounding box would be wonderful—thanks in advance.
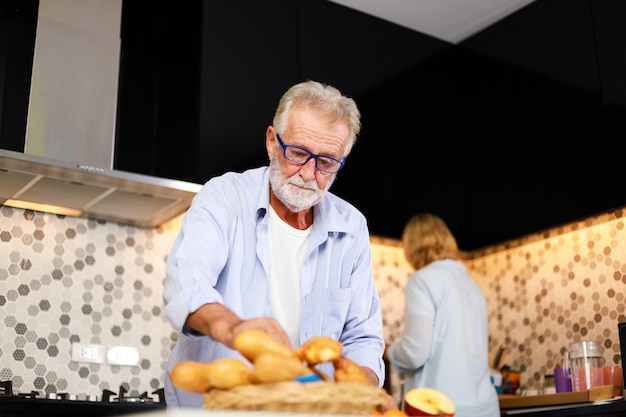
[267,107,349,213]
[269,151,335,213]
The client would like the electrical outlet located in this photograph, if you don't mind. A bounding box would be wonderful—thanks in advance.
[107,346,139,366]
[71,343,105,364]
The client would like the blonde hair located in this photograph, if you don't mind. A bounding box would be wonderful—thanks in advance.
[402,213,459,270]
[272,80,361,151]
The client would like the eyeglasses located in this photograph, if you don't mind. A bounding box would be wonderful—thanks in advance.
[275,133,345,174]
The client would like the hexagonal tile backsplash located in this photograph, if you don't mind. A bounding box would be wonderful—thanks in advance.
[1,204,624,400]
[0,206,180,398]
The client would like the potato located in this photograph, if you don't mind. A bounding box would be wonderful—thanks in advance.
[206,357,256,389]
[252,351,312,383]
[233,329,295,362]
[296,336,343,365]
[170,360,213,393]
[333,356,370,385]
[170,358,255,392]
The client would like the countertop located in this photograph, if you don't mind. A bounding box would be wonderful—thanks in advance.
[500,395,626,417]
[115,411,365,417]
[106,397,626,417]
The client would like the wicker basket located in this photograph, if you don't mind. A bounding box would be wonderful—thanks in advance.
[203,381,388,415]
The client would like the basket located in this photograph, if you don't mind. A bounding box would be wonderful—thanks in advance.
[203,381,388,415]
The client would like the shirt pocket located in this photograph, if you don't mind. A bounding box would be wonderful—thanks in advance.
[321,288,352,339]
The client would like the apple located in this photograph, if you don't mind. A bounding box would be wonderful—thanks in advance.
[404,387,455,416]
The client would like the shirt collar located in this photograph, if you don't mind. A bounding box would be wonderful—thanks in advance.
[256,166,355,235]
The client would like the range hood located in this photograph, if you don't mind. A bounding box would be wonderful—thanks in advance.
[0,0,201,228]
[0,148,201,228]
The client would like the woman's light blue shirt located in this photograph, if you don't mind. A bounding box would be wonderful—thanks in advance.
[387,259,499,417]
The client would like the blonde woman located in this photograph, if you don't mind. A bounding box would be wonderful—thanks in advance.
[387,213,499,417]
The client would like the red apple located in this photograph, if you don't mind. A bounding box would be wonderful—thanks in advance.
[404,387,455,416]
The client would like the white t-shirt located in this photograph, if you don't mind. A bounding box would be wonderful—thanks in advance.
[268,205,310,348]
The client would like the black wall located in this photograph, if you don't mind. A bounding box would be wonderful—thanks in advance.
[0,0,38,152]
[3,0,626,251]
[114,1,202,182]
[333,0,626,250]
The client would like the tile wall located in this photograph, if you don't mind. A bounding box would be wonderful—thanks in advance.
[0,204,624,401]
[0,206,181,399]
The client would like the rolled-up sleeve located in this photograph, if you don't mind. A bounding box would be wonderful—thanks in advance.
[163,169,270,336]
[163,185,230,333]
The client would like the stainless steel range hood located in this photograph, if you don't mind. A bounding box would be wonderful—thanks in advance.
[0,0,202,227]
[0,148,201,228]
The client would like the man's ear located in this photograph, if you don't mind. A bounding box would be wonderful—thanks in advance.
[265,126,276,159]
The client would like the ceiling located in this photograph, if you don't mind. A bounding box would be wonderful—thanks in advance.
[328,0,537,44]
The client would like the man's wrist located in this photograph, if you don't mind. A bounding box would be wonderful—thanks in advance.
[360,366,380,386]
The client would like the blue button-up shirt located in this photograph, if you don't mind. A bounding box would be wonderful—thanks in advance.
[163,166,385,408]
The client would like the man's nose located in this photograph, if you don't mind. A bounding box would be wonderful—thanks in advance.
[299,157,317,180]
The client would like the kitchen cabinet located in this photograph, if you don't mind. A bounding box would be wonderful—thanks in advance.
[194,0,298,183]
[0,0,38,152]
[114,0,203,181]
[333,0,626,250]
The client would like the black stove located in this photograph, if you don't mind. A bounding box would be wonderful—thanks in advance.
[0,380,166,417]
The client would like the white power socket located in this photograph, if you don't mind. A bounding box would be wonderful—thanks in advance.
[107,346,140,366]
[71,343,105,364]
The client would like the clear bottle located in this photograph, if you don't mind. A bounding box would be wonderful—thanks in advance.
[542,374,556,394]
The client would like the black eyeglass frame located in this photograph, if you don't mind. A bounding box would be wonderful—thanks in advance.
[275,133,346,174]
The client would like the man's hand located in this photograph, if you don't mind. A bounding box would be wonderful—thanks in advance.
[229,317,291,349]
[383,393,400,412]
[355,365,379,386]
[186,303,290,349]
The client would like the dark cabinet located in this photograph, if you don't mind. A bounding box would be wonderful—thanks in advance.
[195,0,299,182]
[452,0,626,249]
[332,0,626,250]
[114,0,203,181]
[0,0,38,152]
[111,0,626,250]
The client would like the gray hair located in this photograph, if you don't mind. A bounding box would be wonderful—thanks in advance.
[272,80,361,152]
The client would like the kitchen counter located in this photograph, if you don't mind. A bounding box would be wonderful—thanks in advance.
[500,396,626,417]
[110,411,369,417]
[54,397,619,417]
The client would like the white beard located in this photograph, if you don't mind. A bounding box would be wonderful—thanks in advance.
[269,152,335,212]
